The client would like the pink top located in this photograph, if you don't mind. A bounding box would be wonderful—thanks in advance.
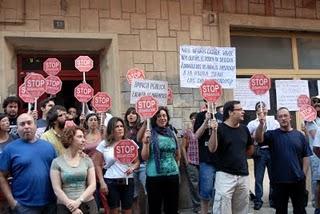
[84,138,101,158]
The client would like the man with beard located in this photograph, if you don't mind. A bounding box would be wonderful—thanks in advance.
[41,105,67,156]
[256,107,311,214]
[0,113,56,213]
[2,96,20,137]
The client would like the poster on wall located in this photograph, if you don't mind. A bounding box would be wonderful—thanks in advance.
[275,80,309,111]
[179,45,236,89]
[234,78,270,110]
[130,79,168,106]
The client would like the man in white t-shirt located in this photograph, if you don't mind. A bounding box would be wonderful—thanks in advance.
[247,101,279,210]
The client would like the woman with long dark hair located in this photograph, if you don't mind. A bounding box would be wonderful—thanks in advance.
[94,117,139,214]
[140,107,180,214]
[124,107,147,213]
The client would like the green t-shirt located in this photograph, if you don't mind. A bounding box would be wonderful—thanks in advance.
[51,156,93,200]
[146,135,179,177]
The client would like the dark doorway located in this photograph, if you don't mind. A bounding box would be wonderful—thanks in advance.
[17,54,101,115]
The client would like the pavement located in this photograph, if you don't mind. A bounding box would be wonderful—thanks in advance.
[179,203,316,214]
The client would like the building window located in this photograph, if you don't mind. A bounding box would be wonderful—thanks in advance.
[231,35,293,69]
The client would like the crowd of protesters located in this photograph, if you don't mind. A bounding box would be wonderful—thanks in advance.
[0,94,319,214]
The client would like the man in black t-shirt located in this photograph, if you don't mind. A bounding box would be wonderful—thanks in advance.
[208,100,254,214]
[194,101,216,214]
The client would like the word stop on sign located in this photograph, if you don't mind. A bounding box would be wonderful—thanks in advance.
[202,85,220,92]
[26,79,45,87]
[137,100,156,108]
[94,96,110,103]
[76,87,92,95]
[116,145,136,154]
[252,79,269,86]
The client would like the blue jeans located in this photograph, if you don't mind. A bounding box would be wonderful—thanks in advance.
[254,148,273,206]
[199,162,216,201]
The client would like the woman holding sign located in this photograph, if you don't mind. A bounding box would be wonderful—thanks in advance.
[94,117,140,214]
[140,107,180,214]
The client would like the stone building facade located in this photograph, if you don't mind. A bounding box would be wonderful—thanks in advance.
[1,0,320,129]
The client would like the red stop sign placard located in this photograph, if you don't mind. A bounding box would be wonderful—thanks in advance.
[43,58,61,76]
[45,75,62,95]
[75,56,93,72]
[299,105,317,122]
[91,92,112,113]
[297,95,311,108]
[135,96,158,119]
[114,139,138,164]
[126,68,145,85]
[19,83,34,103]
[249,74,271,95]
[24,73,46,98]
[200,79,222,103]
[74,83,94,103]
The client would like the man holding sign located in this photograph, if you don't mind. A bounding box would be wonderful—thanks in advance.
[247,102,279,210]
[256,107,312,214]
[208,100,254,214]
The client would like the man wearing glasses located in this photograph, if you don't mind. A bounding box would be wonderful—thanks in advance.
[41,105,67,156]
[208,100,254,214]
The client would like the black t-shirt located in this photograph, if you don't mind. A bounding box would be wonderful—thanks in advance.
[194,111,215,163]
[215,123,253,175]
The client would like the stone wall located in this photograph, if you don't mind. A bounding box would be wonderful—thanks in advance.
[1,0,320,129]
[1,0,217,130]
[208,0,320,19]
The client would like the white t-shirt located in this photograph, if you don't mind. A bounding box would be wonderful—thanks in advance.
[247,116,280,146]
[96,140,134,179]
[313,128,320,148]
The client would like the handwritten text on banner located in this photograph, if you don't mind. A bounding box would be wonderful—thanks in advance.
[179,45,236,89]
[130,79,168,106]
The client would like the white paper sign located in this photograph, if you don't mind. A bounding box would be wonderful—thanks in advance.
[234,78,270,110]
[275,80,309,111]
[130,79,168,106]
[179,45,236,89]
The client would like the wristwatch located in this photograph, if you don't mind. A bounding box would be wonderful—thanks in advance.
[79,197,84,203]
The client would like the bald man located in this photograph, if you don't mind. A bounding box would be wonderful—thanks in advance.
[0,113,57,214]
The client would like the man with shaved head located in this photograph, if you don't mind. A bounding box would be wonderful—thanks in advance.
[0,113,57,214]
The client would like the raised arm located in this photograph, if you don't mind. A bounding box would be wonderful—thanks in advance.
[141,129,151,161]
[255,111,266,144]
[194,112,211,139]
[208,120,218,153]
[137,120,147,143]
